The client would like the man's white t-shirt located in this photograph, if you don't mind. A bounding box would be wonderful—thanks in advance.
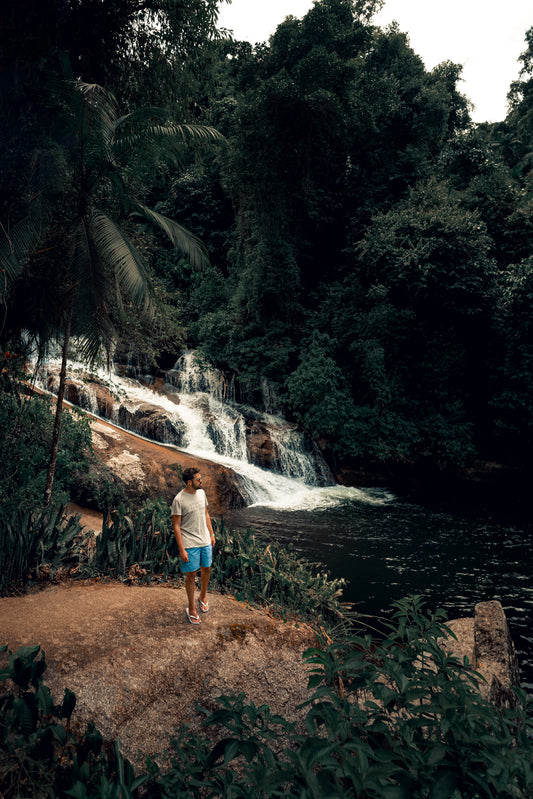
[171,488,210,549]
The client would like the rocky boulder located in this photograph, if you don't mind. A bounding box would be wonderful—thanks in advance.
[88,418,246,513]
[245,419,277,469]
[474,599,521,707]
[117,403,187,447]
[43,366,187,448]
[46,373,115,419]
[444,599,521,709]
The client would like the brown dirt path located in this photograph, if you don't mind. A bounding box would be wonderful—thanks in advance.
[0,582,316,766]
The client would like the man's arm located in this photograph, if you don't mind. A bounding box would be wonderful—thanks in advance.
[172,514,188,561]
[206,508,215,545]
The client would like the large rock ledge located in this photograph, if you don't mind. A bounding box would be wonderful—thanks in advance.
[0,583,315,766]
[86,417,246,514]
[0,585,520,768]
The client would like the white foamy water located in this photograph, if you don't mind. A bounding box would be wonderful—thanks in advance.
[35,355,394,511]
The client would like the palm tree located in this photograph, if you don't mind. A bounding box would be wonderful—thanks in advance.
[1,64,224,507]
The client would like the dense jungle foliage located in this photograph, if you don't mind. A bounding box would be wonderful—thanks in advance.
[2,6,533,795]
[2,0,533,489]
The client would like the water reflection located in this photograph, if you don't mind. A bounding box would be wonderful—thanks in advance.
[226,498,533,690]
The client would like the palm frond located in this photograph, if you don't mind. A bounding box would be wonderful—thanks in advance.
[88,210,153,309]
[75,81,119,123]
[0,225,25,288]
[70,215,111,313]
[75,81,119,166]
[69,214,145,363]
[115,121,225,152]
[0,217,44,299]
[133,201,210,269]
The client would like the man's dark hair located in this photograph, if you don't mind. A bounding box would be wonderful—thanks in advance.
[182,467,200,485]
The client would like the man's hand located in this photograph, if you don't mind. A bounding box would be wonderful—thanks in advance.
[179,549,189,562]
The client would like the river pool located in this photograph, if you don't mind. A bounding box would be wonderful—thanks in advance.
[226,491,533,691]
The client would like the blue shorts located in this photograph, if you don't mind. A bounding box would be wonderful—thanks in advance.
[180,544,213,573]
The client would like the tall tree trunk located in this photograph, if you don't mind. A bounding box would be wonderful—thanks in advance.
[43,309,72,507]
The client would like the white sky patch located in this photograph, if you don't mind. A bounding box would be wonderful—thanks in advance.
[217,0,532,123]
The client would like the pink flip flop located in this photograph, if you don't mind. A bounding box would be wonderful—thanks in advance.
[186,608,201,625]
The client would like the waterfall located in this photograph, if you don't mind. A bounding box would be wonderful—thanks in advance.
[266,419,332,485]
[166,351,331,486]
[33,350,391,510]
[166,352,234,403]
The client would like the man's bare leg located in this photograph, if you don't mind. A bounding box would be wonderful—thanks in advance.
[199,566,210,610]
[185,571,198,617]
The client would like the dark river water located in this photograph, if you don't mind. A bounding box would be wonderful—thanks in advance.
[226,493,533,691]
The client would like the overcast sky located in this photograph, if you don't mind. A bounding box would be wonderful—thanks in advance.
[217,0,532,123]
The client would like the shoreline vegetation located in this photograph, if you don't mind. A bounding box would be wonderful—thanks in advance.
[1,502,533,798]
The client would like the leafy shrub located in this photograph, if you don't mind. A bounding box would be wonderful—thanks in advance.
[0,391,92,514]
[0,506,85,595]
[0,644,146,799]
[152,596,533,798]
[70,461,126,514]
[86,498,181,580]
[210,522,348,627]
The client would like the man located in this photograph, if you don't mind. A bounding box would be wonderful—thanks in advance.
[171,467,216,624]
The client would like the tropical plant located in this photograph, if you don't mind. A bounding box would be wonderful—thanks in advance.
[0,390,92,514]
[88,498,180,581]
[151,597,533,798]
[155,597,533,799]
[0,505,85,595]
[210,522,348,626]
[0,643,145,798]
[0,57,223,507]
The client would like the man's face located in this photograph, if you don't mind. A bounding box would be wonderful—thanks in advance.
[190,473,203,490]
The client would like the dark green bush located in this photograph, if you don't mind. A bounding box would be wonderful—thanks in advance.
[0,390,92,514]
[70,460,126,513]
[86,498,181,580]
[0,506,85,595]
[0,644,146,798]
[152,596,533,798]
[210,522,348,627]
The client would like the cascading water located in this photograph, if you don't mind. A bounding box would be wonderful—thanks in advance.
[28,350,533,689]
[165,351,331,486]
[33,349,393,510]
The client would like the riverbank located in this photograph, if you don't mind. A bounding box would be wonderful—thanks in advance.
[0,581,520,768]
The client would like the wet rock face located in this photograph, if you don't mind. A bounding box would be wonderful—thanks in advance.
[45,368,187,447]
[87,419,246,514]
[92,385,115,418]
[245,420,277,469]
[117,403,187,447]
